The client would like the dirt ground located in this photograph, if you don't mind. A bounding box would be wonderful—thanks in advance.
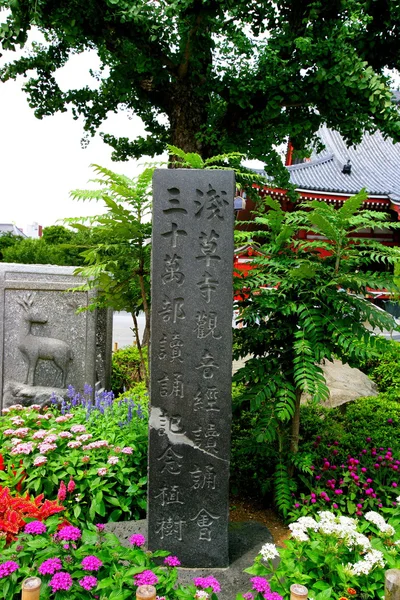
[229,496,290,547]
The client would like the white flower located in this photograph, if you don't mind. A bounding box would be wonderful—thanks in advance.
[260,543,280,561]
[296,516,319,531]
[107,456,119,465]
[396,496,400,505]
[365,511,394,536]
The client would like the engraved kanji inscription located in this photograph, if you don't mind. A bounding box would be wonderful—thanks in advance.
[157,409,185,436]
[158,446,183,475]
[161,222,187,248]
[197,272,219,303]
[196,350,219,379]
[158,295,185,323]
[159,334,168,360]
[155,485,184,506]
[189,464,217,490]
[170,373,184,398]
[155,517,186,541]
[162,187,188,215]
[162,254,185,285]
[194,386,220,412]
[196,230,221,268]
[170,332,183,363]
[194,311,221,340]
[192,423,220,454]
[190,508,220,541]
[194,184,229,220]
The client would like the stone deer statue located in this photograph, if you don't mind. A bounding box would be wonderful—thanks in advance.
[17,294,74,388]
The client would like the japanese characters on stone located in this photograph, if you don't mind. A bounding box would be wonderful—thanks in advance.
[149,170,235,567]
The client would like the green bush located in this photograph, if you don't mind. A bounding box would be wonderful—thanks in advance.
[299,395,400,464]
[111,345,148,394]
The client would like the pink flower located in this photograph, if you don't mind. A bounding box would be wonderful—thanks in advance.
[38,442,57,453]
[67,441,82,448]
[82,455,90,463]
[81,555,103,571]
[33,455,47,467]
[10,442,34,455]
[24,521,47,535]
[96,524,105,531]
[38,558,63,575]
[97,468,107,476]
[107,456,119,465]
[67,477,76,493]
[49,572,73,592]
[44,434,57,443]
[122,447,133,454]
[164,555,181,567]
[76,434,93,442]
[71,424,86,433]
[58,526,81,541]
[134,570,159,586]
[250,577,270,593]
[59,431,73,439]
[58,481,67,502]
[129,534,146,547]
[79,575,98,591]
[194,576,221,593]
[392,482,398,488]
[0,561,19,578]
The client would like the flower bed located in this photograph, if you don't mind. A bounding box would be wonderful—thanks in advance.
[0,387,148,526]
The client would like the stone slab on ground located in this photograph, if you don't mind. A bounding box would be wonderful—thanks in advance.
[106,519,273,599]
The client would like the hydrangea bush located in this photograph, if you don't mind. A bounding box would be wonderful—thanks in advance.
[0,387,148,526]
[245,502,400,600]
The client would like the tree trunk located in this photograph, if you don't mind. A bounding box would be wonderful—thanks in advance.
[131,312,148,387]
[168,80,208,161]
[288,387,302,477]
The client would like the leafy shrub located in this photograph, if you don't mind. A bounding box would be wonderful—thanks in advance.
[111,346,148,394]
[300,396,400,463]
[0,391,148,527]
[245,505,400,600]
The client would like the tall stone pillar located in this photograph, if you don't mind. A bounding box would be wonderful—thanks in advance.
[148,169,235,567]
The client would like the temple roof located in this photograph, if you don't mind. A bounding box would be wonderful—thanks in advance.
[286,125,400,204]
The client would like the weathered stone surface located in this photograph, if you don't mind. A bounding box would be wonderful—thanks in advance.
[148,169,235,568]
[0,263,112,409]
[301,358,378,407]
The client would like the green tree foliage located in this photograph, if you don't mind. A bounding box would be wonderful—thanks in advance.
[1,0,399,171]
[0,225,91,265]
[233,190,400,516]
[0,231,22,260]
[67,164,153,384]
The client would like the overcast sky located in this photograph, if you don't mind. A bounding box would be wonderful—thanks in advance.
[0,42,152,230]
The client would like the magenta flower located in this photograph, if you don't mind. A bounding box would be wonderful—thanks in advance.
[38,558,63,575]
[134,570,159,586]
[96,524,106,531]
[81,555,103,571]
[250,576,270,593]
[67,477,76,493]
[24,521,46,535]
[392,482,398,488]
[49,572,73,592]
[164,555,181,567]
[0,561,19,579]
[193,576,221,593]
[129,533,146,547]
[243,594,254,600]
[79,575,98,591]
[57,480,67,502]
[58,525,82,541]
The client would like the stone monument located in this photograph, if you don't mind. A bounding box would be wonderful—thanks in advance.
[0,263,112,409]
[148,169,235,568]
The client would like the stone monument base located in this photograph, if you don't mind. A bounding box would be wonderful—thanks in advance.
[3,381,66,408]
[106,519,274,599]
